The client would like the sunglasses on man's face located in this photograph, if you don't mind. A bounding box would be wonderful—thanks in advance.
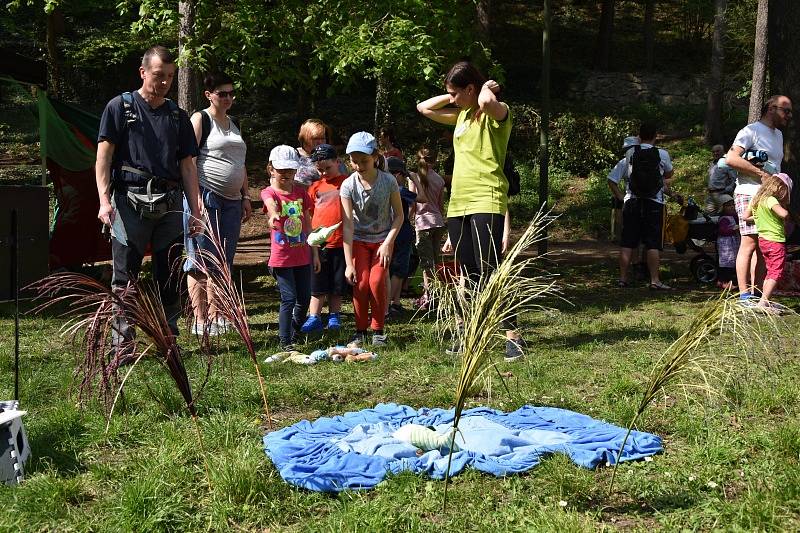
[214,90,235,98]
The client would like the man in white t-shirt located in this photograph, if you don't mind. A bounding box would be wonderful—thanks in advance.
[610,123,675,289]
[725,94,792,298]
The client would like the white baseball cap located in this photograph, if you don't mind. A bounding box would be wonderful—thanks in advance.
[269,145,301,170]
[621,136,640,151]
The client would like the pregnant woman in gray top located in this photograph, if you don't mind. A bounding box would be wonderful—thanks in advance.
[183,72,251,336]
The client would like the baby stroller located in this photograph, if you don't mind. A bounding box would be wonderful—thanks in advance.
[668,198,720,284]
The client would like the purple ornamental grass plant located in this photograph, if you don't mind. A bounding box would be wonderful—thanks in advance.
[187,209,275,430]
[28,272,211,485]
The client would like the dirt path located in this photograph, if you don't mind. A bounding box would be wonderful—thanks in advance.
[235,205,691,274]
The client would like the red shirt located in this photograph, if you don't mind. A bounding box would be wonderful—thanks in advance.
[307,174,347,248]
[261,185,312,268]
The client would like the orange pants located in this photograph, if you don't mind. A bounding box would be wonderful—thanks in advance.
[352,240,388,331]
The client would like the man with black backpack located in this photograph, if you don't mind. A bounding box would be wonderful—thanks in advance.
[95,45,202,354]
[614,123,675,290]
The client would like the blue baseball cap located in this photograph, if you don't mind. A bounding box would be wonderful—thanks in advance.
[310,143,338,162]
[346,131,378,155]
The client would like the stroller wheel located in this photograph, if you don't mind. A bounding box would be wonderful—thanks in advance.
[690,254,717,284]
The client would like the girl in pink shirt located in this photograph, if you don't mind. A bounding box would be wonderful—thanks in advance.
[261,145,319,349]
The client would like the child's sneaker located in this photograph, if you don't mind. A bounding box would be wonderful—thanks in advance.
[214,316,232,333]
[350,331,366,347]
[301,315,324,334]
[192,321,219,337]
[280,341,296,352]
[326,313,341,331]
[445,339,463,356]
[504,337,527,362]
[372,333,388,346]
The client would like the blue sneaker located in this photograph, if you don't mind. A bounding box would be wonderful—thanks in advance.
[739,292,753,300]
[327,313,341,331]
[300,315,324,333]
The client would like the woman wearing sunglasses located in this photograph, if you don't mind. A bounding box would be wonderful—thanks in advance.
[183,72,251,336]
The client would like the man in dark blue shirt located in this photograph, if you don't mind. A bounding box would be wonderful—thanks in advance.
[95,45,201,352]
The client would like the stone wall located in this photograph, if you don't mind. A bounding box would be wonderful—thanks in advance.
[568,71,708,106]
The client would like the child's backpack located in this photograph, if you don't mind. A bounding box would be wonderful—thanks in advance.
[504,154,521,197]
[628,145,663,199]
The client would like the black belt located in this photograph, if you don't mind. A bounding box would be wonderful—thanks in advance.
[115,166,181,190]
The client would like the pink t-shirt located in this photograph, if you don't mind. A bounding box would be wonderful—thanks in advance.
[261,185,312,268]
[414,169,446,230]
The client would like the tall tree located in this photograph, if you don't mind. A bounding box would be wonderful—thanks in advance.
[748,0,768,123]
[593,0,615,70]
[643,0,655,70]
[45,6,65,98]
[476,0,491,40]
[539,0,551,255]
[705,0,727,145]
[768,0,800,192]
[177,0,198,113]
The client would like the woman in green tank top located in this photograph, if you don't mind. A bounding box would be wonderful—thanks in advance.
[416,61,526,363]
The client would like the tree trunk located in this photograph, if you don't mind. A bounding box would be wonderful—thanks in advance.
[705,0,727,145]
[178,0,198,113]
[643,0,655,71]
[476,0,491,41]
[593,0,615,70]
[45,8,65,98]
[748,0,769,123]
[374,75,390,134]
[768,0,800,208]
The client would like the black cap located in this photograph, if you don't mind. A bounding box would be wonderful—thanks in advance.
[309,143,337,162]
[385,156,408,176]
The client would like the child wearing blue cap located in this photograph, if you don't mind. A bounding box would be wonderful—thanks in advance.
[339,132,404,346]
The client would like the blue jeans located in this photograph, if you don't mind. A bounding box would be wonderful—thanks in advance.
[272,265,311,344]
[183,188,242,272]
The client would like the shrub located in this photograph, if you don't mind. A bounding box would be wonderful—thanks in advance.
[509,104,635,178]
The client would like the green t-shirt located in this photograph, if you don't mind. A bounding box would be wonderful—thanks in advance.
[447,104,512,217]
[753,195,785,242]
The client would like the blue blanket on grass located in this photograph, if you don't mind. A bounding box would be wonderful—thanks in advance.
[263,403,662,492]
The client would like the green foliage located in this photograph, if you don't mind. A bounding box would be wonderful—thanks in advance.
[550,112,635,177]
[119,0,490,112]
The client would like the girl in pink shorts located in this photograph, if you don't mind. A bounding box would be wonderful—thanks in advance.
[743,173,793,311]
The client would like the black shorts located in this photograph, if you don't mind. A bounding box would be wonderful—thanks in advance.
[620,198,665,250]
[390,239,413,278]
[311,247,347,296]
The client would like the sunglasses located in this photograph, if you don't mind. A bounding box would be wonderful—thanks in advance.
[214,90,235,98]
[773,106,793,115]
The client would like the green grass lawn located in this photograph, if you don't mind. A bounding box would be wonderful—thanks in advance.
[1,257,799,532]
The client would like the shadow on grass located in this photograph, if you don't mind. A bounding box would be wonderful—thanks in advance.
[27,410,88,476]
[535,326,684,350]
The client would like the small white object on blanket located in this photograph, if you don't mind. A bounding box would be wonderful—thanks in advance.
[393,424,460,453]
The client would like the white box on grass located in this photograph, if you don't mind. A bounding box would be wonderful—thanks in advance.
[0,400,30,486]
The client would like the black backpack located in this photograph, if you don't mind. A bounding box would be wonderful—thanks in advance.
[199,110,240,148]
[504,153,521,197]
[628,145,663,199]
[121,91,180,134]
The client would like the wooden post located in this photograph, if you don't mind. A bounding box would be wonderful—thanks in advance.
[538,0,551,255]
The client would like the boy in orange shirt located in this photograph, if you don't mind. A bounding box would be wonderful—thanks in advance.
[301,144,349,332]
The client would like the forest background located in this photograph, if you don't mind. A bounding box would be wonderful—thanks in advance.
[4,0,800,231]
